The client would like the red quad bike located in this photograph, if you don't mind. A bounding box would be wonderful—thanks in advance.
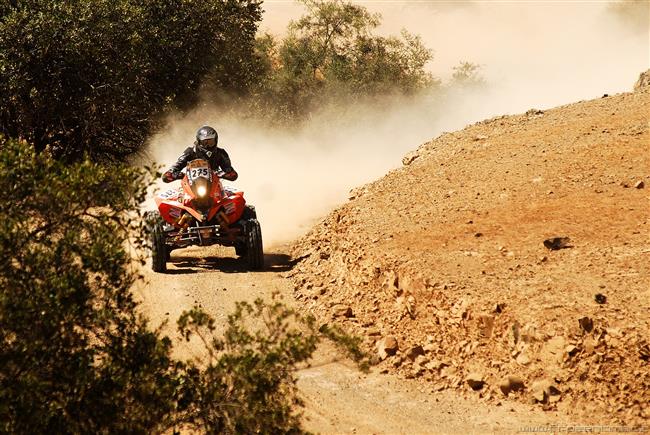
[145,159,263,273]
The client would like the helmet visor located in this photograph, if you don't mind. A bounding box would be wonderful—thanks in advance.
[199,138,216,148]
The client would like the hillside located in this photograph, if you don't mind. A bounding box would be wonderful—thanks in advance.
[289,82,650,425]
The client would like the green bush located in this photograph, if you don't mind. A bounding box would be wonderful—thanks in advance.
[0,0,262,162]
[0,137,177,432]
[178,300,325,433]
[176,298,365,434]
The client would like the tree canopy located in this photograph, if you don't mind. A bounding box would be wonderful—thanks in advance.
[247,0,437,121]
[0,0,262,161]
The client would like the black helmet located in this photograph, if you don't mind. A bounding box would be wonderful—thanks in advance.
[195,125,218,152]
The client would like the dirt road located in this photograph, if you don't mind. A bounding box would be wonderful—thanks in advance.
[135,244,572,434]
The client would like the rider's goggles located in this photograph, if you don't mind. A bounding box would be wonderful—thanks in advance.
[199,138,216,147]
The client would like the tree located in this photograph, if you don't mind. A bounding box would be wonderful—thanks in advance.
[0,0,262,162]
[286,0,381,79]
[248,0,436,120]
[334,30,435,95]
[450,61,485,88]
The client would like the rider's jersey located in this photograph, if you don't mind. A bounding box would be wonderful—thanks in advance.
[167,145,238,181]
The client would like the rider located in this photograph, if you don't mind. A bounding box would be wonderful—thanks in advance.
[162,125,238,183]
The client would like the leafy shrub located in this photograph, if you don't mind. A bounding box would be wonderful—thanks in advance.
[177,298,366,434]
[0,137,177,432]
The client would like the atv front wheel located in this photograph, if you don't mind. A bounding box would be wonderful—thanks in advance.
[241,205,257,220]
[145,211,167,273]
[234,241,247,257]
[245,219,264,270]
[235,206,257,258]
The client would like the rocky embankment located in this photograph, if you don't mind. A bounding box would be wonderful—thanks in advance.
[289,76,650,425]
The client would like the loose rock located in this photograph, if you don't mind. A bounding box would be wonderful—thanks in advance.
[565,345,579,359]
[466,373,485,390]
[333,304,353,318]
[405,345,425,361]
[426,360,448,371]
[478,314,495,338]
[579,316,594,333]
[499,375,525,395]
[414,354,429,366]
[376,336,399,360]
[402,150,420,166]
[543,237,572,250]
[516,353,531,366]
[531,379,561,404]
[639,343,650,362]
[366,327,381,337]
[399,274,426,295]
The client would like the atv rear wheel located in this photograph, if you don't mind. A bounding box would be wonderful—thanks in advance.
[145,211,167,273]
[245,219,264,270]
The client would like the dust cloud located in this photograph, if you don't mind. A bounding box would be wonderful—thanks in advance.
[146,1,649,247]
[145,98,435,247]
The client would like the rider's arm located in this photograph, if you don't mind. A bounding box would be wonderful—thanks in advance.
[216,148,238,181]
[162,147,193,182]
[221,170,238,181]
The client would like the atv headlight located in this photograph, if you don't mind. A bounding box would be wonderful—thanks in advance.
[197,185,207,197]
